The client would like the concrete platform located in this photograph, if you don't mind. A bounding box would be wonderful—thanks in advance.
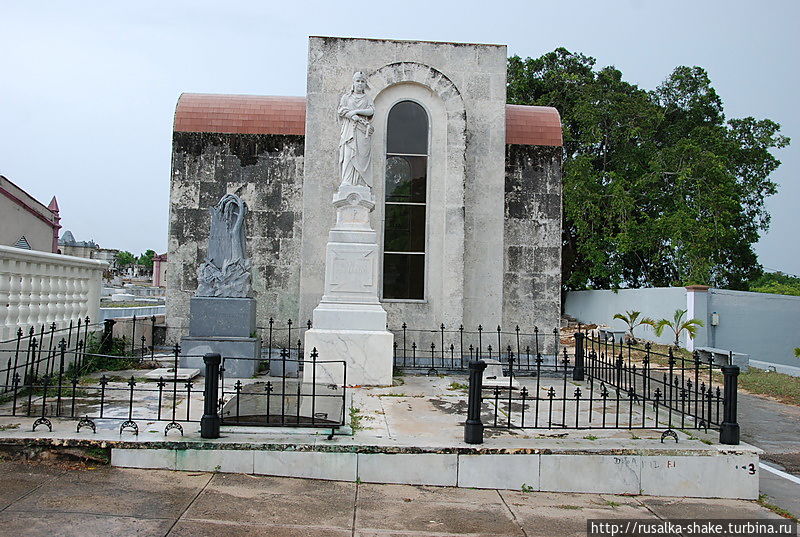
[0,375,762,499]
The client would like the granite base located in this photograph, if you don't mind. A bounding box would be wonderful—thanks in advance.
[180,336,260,378]
[188,297,256,338]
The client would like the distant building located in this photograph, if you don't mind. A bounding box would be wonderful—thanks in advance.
[153,253,167,287]
[58,230,98,258]
[91,247,120,271]
[0,175,61,253]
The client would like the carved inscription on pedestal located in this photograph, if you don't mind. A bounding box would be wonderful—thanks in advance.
[329,250,375,293]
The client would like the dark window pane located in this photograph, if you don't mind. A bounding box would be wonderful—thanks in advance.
[385,155,427,203]
[384,204,426,252]
[387,101,428,155]
[383,254,425,299]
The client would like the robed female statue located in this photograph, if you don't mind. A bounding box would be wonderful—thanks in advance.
[338,71,374,188]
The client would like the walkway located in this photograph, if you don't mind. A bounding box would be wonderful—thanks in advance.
[0,461,784,537]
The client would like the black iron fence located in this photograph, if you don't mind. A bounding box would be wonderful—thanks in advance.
[0,316,346,437]
[0,317,101,395]
[390,323,563,374]
[0,339,195,435]
[465,331,740,445]
[257,317,313,354]
[213,349,346,430]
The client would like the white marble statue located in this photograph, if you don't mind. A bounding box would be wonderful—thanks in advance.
[338,71,374,189]
[196,193,252,298]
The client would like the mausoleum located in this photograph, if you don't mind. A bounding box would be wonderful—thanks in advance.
[167,36,563,343]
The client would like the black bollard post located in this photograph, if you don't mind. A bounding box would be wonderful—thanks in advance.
[100,319,116,354]
[719,364,740,445]
[572,332,585,381]
[464,359,487,444]
[201,353,221,439]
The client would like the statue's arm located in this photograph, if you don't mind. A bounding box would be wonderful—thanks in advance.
[337,94,350,118]
[350,105,373,117]
[232,198,245,233]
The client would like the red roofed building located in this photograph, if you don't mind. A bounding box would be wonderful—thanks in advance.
[0,175,61,253]
[167,37,563,340]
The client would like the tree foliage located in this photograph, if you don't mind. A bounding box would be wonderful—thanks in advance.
[115,251,136,266]
[648,309,704,348]
[612,310,654,344]
[507,49,790,290]
[137,249,156,269]
[748,272,800,296]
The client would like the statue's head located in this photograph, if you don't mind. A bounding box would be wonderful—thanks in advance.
[352,71,369,93]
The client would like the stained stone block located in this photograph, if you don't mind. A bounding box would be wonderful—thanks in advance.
[180,336,260,378]
[188,297,256,338]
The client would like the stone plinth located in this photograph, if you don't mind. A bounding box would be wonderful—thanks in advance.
[304,329,393,386]
[188,297,256,338]
[180,336,260,378]
[304,185,394,386]
[181,296,260,378]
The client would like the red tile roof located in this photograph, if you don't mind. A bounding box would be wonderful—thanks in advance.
[174,94,306,136]
[505,104,562,147]
[173,94,562,146]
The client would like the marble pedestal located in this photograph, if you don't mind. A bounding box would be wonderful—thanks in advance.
[303,185,394,387]
[180,296,260,377]
[304,329,393,386]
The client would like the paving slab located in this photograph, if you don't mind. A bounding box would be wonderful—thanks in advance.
[0,463,786,536]
[356,496,523,536]
[357,482,500,504]
[0,461,64,509]
[639,496,785,520]
[183,473,356,528]
[0,511,174,537]
[8,466,210,519]
[170,520,352,537]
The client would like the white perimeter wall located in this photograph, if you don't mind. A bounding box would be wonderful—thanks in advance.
[564,288,685,346]
[565,286,800,368]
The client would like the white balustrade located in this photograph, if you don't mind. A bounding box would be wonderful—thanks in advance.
[0,245,106,342]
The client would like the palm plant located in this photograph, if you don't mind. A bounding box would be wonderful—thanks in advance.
[795,348,800,358]
[648,309,704,348]
[612,310,654,345]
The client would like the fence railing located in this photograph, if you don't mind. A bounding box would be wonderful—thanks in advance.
[0,315,346,436]
[390,323,562,374]
[0,340,192,435]
[464,331,741,445]
[215,349,346,430]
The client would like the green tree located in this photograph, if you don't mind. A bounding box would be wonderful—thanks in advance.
[612,310,654,345]
[507,49,790,290]
[116,251,135,266]
[648,309,705,348]
[137,249,156,269]
[749,272,800,296]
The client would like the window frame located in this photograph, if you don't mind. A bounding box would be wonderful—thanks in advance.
[380,98,432,303]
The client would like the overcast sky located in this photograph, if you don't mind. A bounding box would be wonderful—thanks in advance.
[2,1,797,275]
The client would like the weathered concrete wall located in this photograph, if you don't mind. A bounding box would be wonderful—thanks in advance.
[300,36,507,331]
[503,145,562,333]
[166,132,304,343]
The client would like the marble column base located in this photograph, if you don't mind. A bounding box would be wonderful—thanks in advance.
[303,328,394,387]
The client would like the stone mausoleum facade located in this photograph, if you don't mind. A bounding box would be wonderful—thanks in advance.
[167,37,562,342]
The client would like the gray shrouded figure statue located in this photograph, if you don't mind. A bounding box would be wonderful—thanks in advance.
[338,71,375,189]
[196,193,252,297]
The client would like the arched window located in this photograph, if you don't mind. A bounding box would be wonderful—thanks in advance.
[383,101,428,300]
